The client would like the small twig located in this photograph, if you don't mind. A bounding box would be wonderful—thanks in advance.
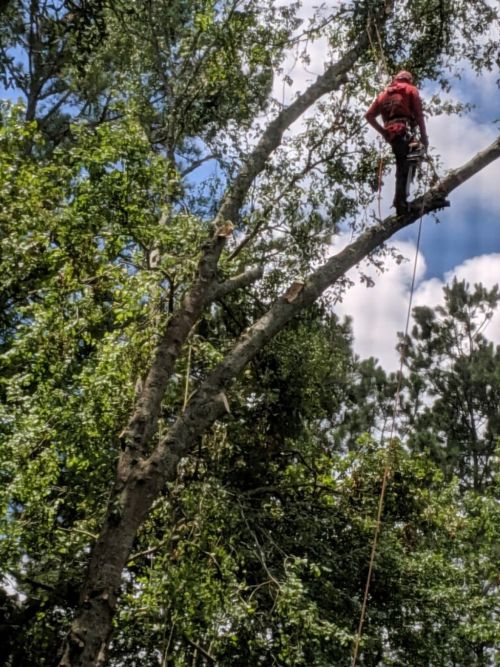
[214,266,263,298]
[56,526,98,541]
[183,635,216,664]
[183,344,193,411]
[128,541,167,563]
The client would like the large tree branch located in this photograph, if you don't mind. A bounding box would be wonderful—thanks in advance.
[120,27,378,460]
[437,138,500,191]
[214,265,264,298]
[148,135,500,482]
[211,36,369,229]
[119,235,225,460]
[58,132,499,667]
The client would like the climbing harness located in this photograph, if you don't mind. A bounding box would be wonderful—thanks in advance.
[351,164,430,667]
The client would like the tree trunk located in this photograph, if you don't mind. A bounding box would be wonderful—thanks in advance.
[56,27,382,664]
[58,462,164,666]
[58,132,500,666]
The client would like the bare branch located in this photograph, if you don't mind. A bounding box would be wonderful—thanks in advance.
[148,135,500,483]
[214,266,264,298]
[180,153,217,177]
[120,28,378,460]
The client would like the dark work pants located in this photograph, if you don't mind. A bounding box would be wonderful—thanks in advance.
[390,133,411,207]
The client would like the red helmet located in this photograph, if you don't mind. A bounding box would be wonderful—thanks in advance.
[394,70,413,83]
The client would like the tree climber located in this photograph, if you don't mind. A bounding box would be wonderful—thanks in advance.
[365,70,429,215]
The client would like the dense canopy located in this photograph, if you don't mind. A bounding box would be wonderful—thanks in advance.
[0,1,499,665]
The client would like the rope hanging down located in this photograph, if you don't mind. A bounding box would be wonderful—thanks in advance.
[351,171,428,666]
[355,11,435,660]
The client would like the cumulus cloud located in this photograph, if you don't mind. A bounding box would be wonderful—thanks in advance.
[415,254,500,342]
[333,244,500,371]
[270,5,500,370]
[426,110,499,211]
[332,237,426,370]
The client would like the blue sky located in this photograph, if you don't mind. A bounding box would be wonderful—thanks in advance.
[272,0,500,368]
[395,71,500,279]
[1,5,499,370]
[398,203,499,279]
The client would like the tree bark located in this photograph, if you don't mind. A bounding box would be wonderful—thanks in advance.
[58,24,383,665]
[58,132,500,666]
[119,30,372,463]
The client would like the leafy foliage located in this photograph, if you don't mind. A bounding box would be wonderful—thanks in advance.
[403,280,500,492]
[0,0,498,665]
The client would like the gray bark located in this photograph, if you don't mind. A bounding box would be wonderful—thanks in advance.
[58,133,500,666]
[58,25,380,666]
[150,136,500,483]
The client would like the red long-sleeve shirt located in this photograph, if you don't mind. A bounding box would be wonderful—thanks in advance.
[365,81,428,145]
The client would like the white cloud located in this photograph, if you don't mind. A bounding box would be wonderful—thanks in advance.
[415,254,500,343]
[332,237,426,369]
[333,242,500,371]
[426,110,499,213]
[271,2,344,112]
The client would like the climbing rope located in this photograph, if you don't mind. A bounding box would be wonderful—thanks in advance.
[366,9,390,223]
[366,12,391,86]
[356,8,433,656]
[351,164,429,667]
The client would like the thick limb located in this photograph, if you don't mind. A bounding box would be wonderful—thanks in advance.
[58,135,500,666]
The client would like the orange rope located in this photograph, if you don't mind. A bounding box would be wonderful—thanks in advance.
[351,206,425,666]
